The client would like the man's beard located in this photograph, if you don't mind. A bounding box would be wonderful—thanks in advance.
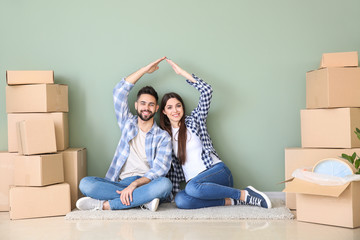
[137,109,155,121]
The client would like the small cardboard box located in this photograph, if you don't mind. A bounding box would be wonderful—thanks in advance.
[320,51,358,68]
[62,148,87,210]
[306,67,360,109]
[14,153,64,186]
[8,113,69,152]
[16,119,57,155]
[301,108,360,148]
[285,147,360,210]
[6,70,54,85]
[283,178,360,228]
[9,183,71,220]
[6,84,68,113]
[0,152,17,211]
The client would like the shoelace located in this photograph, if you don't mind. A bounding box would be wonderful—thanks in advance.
[247,196,262,207]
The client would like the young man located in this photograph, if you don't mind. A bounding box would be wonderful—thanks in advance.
[76,57,173,212]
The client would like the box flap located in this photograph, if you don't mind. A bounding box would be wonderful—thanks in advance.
[283,178,350,197]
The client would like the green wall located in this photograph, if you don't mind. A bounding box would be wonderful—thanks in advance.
[1,0,360,191]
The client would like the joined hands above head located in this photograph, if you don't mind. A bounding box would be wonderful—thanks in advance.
[125,56,197,85]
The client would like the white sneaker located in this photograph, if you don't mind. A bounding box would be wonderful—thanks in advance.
[141,198,160,212]
[76,197,104,211]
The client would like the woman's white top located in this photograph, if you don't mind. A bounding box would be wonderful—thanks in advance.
[172,126,221,182]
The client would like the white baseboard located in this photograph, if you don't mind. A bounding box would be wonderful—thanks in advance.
[264,192,285,201]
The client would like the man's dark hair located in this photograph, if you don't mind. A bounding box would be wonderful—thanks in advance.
[137,86,159,103]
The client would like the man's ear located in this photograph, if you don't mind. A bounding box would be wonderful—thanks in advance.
[134,101,138,110]
[155,104,159,113]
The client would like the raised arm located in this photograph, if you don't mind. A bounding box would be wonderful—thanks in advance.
[165,58,213,121]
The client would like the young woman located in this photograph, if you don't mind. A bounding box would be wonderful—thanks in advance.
[160,58,272,209]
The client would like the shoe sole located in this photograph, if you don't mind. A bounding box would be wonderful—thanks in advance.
[247,186,272,209]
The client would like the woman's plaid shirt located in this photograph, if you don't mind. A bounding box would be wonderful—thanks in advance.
[167,75,220,195]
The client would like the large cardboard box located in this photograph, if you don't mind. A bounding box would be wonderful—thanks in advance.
[320,51,358,68]
[301,108,360,148]
[9,183,71,220]
[283,178,360,228]
[62,148,87,210]
[6,84,68,113]
[14,153,64,186]
[285,148,360,209]
[8,113,69,152]
[0,152,17,211]
[6,70,54,85]
[306,67,360,109]
[16,119,57,155]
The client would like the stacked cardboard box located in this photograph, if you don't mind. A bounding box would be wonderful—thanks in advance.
[0,71,87,219]
[284,51,360,228]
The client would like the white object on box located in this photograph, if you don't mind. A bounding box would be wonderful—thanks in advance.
[312,158,355,177]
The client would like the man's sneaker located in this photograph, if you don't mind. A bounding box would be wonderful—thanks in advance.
[244,186,272,209]
[76,197,104,211]
[141,198,160,212]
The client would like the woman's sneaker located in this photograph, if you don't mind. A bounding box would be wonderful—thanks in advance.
[244,186,272,209]
[141,198,160,212]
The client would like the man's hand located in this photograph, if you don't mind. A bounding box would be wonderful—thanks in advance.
[116,184,136,206]
[125,57,166,84]
[115,177,151,206]
[143,56,166,74]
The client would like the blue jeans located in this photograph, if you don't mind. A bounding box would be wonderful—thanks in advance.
[175,162,241,209]
[79,176,172,210]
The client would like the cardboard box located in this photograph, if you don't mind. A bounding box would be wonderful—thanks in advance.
[6,70,54,85]
[283,178,360,228]
[14,153,64,186]
[9,183,71,220]
[301,108,360,148]
[306,67,360,109]
[8,113,69,152]
[6,84,68,113]
[16,119,57,155]
[0,152,17,211]
[62,148,87,210]
[285,148,360,209]
[320,51,358,68]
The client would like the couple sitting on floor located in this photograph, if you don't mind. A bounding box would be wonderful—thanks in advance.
[76,57,272,212]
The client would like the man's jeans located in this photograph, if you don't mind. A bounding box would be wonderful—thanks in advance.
[79,176,172,210]
[175,162,241,209]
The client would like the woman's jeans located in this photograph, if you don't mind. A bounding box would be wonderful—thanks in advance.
[175,162,241,209]
[79,176,172,210]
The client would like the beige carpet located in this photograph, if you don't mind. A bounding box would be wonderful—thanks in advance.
[65,199,293,220]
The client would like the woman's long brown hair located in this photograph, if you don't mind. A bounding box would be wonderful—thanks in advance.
[160,93,187,165]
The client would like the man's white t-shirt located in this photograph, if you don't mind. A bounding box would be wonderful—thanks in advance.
[119,128,150,180]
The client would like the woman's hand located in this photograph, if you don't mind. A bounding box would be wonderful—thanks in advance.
[166,58,196,83]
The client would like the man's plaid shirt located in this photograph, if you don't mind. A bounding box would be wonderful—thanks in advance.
[105,79,172,182]
[167,75,220,195]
